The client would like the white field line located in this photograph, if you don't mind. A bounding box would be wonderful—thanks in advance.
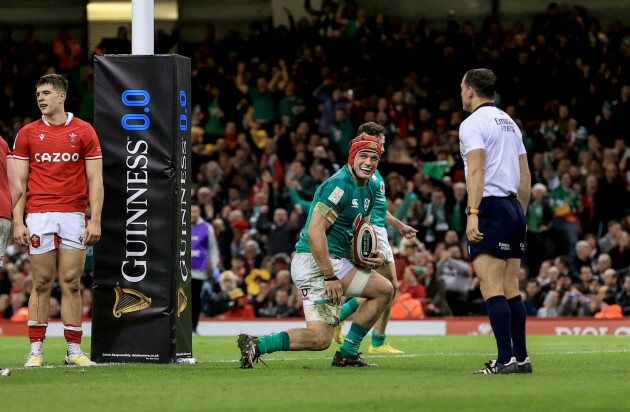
[8,348,630,372]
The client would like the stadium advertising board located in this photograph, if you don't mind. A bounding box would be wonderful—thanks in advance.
[92,55,192,363]
[444,317,630,335]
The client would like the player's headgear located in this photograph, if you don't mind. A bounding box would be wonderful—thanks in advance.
[347,134,382,167]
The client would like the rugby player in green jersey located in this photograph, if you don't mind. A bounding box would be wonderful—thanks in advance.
[334,122,418,353]
[238,135,393,368]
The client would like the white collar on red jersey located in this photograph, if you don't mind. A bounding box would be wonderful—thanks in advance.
[42,112,74,127]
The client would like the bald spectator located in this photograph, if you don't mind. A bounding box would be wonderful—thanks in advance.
[594,253,612,279]
[256,207,304,256]
[602,269,621,298]
[571,240,594,276]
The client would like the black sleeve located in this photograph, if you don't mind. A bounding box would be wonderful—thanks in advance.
[266,181,276,216]
[256,212,272,234]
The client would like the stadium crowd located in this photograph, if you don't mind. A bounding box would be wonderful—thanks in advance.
[1,2,630,324]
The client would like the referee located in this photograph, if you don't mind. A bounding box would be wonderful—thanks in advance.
[459,69,532,374]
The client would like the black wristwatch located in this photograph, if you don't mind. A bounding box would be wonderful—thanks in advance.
[465,206,479,216]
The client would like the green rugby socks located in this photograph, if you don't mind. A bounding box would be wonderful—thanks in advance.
[339,322,369,358]
[340,297,360,321]
[256,331,290,354]
[371,332,386,347]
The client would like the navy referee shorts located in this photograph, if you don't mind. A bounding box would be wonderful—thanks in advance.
[467,196,526,261]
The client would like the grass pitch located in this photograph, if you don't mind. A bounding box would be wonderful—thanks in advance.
[1,334,629,411]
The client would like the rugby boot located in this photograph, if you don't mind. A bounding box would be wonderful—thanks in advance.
[331,351,378,367]
[471,357,518,374]
[368,342,404,354]
[65,352,96,366]
[24,352,44,368]
[332,321,344,345]
[517,357,532,374]
[237,334,265,369]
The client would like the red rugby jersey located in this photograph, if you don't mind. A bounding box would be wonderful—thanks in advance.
[0,138,13,220]
[13,113,102,213]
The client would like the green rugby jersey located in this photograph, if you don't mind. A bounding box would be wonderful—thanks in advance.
[369,170,387,228]
[295,165,378,257]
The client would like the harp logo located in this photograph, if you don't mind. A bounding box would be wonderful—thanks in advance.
[177,287,188,317]
[113,284,152,318]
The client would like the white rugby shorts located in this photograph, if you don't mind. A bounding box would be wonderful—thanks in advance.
[291,253,355,306]
[26,212,87,254]
[373,225,394,263]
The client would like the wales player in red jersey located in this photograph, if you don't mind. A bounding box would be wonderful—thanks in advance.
[13,74,103,367]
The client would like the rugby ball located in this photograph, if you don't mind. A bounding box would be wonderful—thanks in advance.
[352,221,378,266]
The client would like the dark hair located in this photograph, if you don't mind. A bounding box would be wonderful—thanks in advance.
[556,255,570,269]
[463,68,496,100]
[357,122,385,137]
[607,220,619,229]
[36,74,68,93]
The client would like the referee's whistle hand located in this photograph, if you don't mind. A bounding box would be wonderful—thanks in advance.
[466,215,484,243]
[467,230,484,243]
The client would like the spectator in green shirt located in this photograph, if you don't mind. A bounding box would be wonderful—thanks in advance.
[329,107,354,158]
[526,183,555,275]
[203,85,225,137]
[235,60,287,127]
[277,81,305,128]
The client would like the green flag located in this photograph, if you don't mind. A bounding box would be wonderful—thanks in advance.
[422,160,450,180]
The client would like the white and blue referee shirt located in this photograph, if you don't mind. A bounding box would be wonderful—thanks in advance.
[459,103,526,198]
